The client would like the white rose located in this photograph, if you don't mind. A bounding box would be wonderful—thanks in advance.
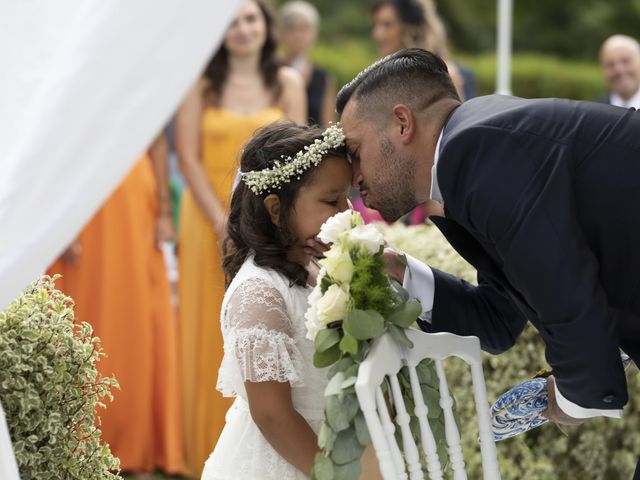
[318,210,357,244]
[304,284,324,341]
[319,246,353,285]
[316,284,351,325]
[347,224,385,255]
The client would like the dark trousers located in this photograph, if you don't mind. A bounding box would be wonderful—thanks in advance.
[634,458,640,480]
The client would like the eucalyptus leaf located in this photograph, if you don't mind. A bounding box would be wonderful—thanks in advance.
[331,428,365,465]
[388,299,422,328]
[334,458,362,479]
[315,328,341,353]
[344,309,384,340]
[339,332,359,355]
[319,421,337,451]
[313,453,335,480]
[388,324,414,349]
[353,411,371,446]
[326,395,350,432]
[341,376,357,389]
[314,344,341,368]
[325,371,346,397]
[329,357,356,378]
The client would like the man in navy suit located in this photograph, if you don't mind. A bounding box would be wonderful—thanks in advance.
[331,48,640,477]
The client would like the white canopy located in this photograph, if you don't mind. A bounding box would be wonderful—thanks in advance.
[0,1,241,476]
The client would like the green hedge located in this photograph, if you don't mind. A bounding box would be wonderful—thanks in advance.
[312,42,606,101]
[378,223,640,480]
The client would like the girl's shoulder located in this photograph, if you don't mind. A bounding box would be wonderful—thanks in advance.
[226,254,300,301]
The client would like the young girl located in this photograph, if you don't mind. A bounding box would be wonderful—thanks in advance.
[201,121,352,479]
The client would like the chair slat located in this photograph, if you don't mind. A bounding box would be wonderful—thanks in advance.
[389,374,424,480]
[408,366,443,480]
[376,386,407,479]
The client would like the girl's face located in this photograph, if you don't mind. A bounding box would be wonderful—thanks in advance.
[372,4,405,56]
[224,0,267,57]
[288,156,352,256]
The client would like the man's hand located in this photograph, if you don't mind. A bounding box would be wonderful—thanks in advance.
[304,237,330,259]
[382,246,407,284]
[544,376,586,426]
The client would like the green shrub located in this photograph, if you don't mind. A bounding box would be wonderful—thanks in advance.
[378,223,640,479]
[311,41,606,101]
[0,276,120,479]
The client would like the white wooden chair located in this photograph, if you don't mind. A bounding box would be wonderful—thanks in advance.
[355,329,500,480]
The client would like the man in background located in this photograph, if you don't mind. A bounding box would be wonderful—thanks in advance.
[597,34,640,108]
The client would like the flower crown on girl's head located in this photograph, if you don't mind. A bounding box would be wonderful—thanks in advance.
[240,123,345,195]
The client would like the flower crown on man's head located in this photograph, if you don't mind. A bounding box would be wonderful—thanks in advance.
[240,123,345,195]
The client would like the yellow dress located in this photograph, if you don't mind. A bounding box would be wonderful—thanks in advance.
[179,107,284,477]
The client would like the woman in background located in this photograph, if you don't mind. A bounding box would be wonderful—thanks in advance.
[175,0,306,475]
[279,1,336,126]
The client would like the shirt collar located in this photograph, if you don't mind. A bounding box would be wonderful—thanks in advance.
[429,128,445,204]
[610,88,640,109]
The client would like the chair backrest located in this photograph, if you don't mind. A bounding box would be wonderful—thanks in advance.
[355,329,500,480]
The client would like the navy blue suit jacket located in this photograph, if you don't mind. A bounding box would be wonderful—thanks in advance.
[426,94,640,411]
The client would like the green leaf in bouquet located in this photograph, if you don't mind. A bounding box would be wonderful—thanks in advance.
[334,458,362,479]
[339,332,359,355]
[390,279,410,304]
[320,275,333,295]
[330,428,365,465]
[353,410,371,446]
[388,298,422,328]
[315,328,341,353]
[344,309,385,340]
[420,383,442,419]
[328,357,355,378]
[314,344,341,368]
[313,452,335,480]
[325,371,346,396]
[415,358,435,384]
[388,324,414,349]
[341,376,357,390]
[319,421,337,451]
[326,395,351,432]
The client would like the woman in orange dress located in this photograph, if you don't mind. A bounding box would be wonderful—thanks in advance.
[47,134,185,477]
[175,0,306,476]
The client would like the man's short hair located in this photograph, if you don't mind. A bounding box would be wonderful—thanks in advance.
[336,48,459,119]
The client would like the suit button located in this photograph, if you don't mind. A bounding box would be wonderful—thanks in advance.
[602,394,616,404]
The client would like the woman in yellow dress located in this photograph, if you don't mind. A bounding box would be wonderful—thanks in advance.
[47,134,185,477]
[174,0,306,476]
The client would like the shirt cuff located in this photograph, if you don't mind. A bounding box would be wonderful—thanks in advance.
[554,383,623,419]
[402,253,435,322]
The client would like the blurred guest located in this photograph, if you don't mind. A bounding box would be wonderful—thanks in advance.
[371,0,476,101]
[175,0,305,475]
[279,1,336,126]
[368,0,473,224]
[48,134,185,477]
[597,34,640,108]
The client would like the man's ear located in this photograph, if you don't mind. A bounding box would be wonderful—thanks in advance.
[391,104,415,145]
[263,194,281,226]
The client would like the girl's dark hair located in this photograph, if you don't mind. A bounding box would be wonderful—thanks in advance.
[223,121,347,288]
[204,0,282,105]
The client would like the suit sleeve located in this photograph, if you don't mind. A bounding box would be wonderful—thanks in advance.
[443,125,628,411]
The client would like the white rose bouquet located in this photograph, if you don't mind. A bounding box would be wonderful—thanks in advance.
[307,211,447,480]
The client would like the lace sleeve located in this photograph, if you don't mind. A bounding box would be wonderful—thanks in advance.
[217,277,305,395]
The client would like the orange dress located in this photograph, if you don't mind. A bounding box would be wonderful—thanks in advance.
[178,107,284,477]
[47,155,185,474]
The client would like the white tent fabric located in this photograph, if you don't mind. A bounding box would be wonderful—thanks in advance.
[0,403,19,479]
[0,1,241,476]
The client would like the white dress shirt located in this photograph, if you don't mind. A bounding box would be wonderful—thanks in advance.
[610,88,640,109]
[401,128,623,419]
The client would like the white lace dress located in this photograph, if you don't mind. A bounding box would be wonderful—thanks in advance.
[201,256,328,480]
